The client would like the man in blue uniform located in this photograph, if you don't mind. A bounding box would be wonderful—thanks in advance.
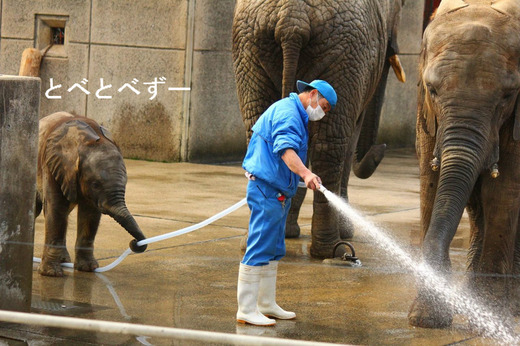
[237,80,337,326]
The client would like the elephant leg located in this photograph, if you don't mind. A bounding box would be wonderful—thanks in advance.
[59,238,72,263]
[472,157,520,315]
[463,187,485,301]
[35,191,43,218]
[285,149,310,239]
[338,156,354,240]
[75,203,101,272]
[310,196,341,258]
[466,187,485,274]
[409,118,452,328]
[308,141,346,259]
[35,191,69,262]
[513,213,520,316]
[285,182,307,238]
[39,178,70,277]
[240,231,248,253]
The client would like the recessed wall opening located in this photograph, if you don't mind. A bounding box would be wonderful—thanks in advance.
[51,27,65,45]
[35,15,69,58]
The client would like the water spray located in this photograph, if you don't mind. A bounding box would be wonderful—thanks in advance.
[317,184,361,265]
[317,184,518,344]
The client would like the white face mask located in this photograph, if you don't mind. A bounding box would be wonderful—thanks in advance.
[306,93,326,121]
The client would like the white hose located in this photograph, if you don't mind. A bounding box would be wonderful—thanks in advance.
[136,197,247,246]
[95,249,133,272]
[33,197,247,273]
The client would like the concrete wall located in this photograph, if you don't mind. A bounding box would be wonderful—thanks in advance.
[379,0,423,149]
[188,0,245,163]
[0,1,423,163]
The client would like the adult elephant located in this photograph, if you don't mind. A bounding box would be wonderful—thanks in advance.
[36,112,147,277]
[232,0,406,258]
[409,0,520,328]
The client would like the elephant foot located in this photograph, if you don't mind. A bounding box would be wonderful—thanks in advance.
[471,274,515,318]
[408,294,453,328]
[60,248,72,263]
[38,260,64,277]
[285,222,300,238]
[75,256,99,272]
[512,276,520,316]
[513,287,520,316]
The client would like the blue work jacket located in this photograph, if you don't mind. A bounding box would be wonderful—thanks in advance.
[242,92,309,198]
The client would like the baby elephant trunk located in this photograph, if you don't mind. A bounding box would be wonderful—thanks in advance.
[106,203,148,253]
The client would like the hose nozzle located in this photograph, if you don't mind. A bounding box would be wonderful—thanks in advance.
[318,184,328,193]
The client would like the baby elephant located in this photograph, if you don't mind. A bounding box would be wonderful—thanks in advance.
[36,112,147,277]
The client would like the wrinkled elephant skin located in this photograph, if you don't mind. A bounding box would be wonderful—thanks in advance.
[232,0,406,258]
[36,112,147,277]
[410,0,520,328]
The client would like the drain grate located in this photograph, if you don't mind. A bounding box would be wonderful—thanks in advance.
[31,295,108,316]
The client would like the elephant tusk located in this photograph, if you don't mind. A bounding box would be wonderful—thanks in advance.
[430,157,440,171]
[389,54,406,83]
[491,163,499,179]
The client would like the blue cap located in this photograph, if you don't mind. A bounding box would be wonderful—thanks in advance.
[296,80,337,110]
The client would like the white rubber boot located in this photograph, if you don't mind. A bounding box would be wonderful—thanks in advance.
[236,263,276,326]
[258,261,296,319]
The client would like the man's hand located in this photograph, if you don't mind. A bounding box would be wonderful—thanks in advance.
[302,171,322,191]
[281,149,322,191]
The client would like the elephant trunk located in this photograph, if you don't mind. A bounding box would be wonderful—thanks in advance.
[352,60,390,179]
[106,203,147,253]
[423,132,486,272]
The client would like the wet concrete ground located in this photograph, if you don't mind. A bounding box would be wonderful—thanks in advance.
[0,149,516,345]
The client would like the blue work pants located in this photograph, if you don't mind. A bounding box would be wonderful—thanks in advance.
[241,179,291,266]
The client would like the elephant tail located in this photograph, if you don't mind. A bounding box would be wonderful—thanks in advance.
[352,62,391,179]
[276,1,310,97]
[281,41,301,98]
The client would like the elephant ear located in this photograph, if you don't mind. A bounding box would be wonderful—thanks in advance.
[100,125,114,142]
[492,0,520,140]
[418,86,436,138]
[418,44,437,137]
[44,120,100,202]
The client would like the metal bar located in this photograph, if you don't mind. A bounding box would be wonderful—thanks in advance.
[0,310,346,346]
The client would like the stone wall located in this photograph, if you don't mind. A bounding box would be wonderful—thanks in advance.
[0,0,423,163]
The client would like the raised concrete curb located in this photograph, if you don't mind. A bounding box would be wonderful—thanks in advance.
[0,75,40,312]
